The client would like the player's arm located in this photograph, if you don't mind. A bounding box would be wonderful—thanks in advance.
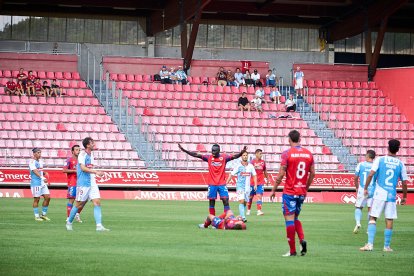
[363,170,376,196]
[253,175,258,191]
[270,165,286,201]
[354,175,359,190]
[230,146,247,160]
[401,180,408,205]
[263,167,269,186]
[178,143,203,159]
[306,164,315,191]
[226,172,233,185]
[62,161,76,174]
[80,164,104,177]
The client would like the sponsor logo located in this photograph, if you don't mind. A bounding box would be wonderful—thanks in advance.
[211,162,223,167]
[341,194,357,204]
[0,171,4,182]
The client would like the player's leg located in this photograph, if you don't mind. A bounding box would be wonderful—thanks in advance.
[32,196,42,221]
[207,185,217,215]
[282,194,297,256]
[383,202,397,251]
[67,187,75,218]
[89,185,109,231]
[354,207,363,233]
[218,185,230,213]
[360,199,384,251]
[294,196,306,255]
[199,214,215,228]
[247,187,254,215]
[256,185,264,215]
[40,193,51,221]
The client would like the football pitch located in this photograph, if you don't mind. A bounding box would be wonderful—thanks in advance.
[0,199,413,276]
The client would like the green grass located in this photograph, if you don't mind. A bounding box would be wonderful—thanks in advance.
[0,199,414,275]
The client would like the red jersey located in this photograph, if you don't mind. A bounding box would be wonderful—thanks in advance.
[63,157,78,187]
[28,74,36,82]
[6,81,16,90]
[34,82,42,91]
[280,146,314,195]
[250,158,266,185]
[202,154,232,185]
[16,83,23,90]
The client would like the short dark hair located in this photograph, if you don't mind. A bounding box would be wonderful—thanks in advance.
[255,149,262,154]
[289,130,300,143]
[233,224,242,230]
[71,144,80,152]
[82,137,93,148]
[388,139,400,154]
[366,150,376,160]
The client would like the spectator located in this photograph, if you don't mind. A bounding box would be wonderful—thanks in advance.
[169,67,178,84]
[17,68,27,86]
[16,80,25,96]
[251,69,261,88]
[5,78,16,95]
[238,92,251,114]
[244,69,253,87]
[159,65,171,84]
[234,68,245,87]
[251,95,263,113]
[294,66,304,96]
[176,66,188,84]
[266,69,276,87]
[52,42,59,54]
[255,85,266,104]
[26,74,35,96]
[51,79,62,97]
[42,81,51,97]
[227,70,237,87]
[33,78,42,96]
[217,67,227,87]
[269,86,281,104]
[285,94,296,112]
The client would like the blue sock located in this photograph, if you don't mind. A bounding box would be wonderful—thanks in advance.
[94,205,102,225]
[68,206,78,223]
[355,208,362,225]
[224,205,230,212]
[384,229,393,247]
[33,207,39,217]
[239,204,245,218]
[367,223,376,245]
[42,206,48,216]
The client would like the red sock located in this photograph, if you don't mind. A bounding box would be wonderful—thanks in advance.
[204,219,211,228]
[247,200,252,211]
[295,219,304,242]
[66,204,72,217]
[218,212,227,219]
[209,207,215,215]
[286,222,296,254]
[77,206,83,214]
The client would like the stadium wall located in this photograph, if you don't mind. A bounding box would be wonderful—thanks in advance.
[0,53,78,72]
[293,63,368,82]
[374,67,414,124]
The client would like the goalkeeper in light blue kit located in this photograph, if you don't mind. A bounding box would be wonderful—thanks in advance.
[360,140,408,252]
[226,151,257,222]
[353,150,376,234]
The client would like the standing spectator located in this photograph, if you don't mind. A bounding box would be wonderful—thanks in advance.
[251,69,261,88]
[226,70,237,87]
[270,86,281,104]
[17,68,27,86]
[50,79,62,97]
[16,80,25,96]
[266,69,276,87]
[255,85,266,104]
[33,78,43,96]
[176,66,188,84]
[5,78,16,95]
[237,92,251,115]
[244,69,253,87]
[216,67,227,87]
[294,66,305,96]
[42,81,51,97]
[159,66,171,84]
[234,68,245,87]
[285,94,296,112]
[251,95,263,113]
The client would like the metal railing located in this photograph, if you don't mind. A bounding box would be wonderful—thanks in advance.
[0,40,79,54]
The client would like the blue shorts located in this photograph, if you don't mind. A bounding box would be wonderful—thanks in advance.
[207,185,229,200]
[282,194,305,216]
[250,184,264,196]
[67,186,77,199]
[211,217,223,228]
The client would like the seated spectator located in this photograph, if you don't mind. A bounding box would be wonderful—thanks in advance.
[227,70,237,87]
[33,78,43,96]
[16,80,25,96]
[159,66,171,84]
[234,68,245,87]
[26,74,35,96]
[266,69,276,87]
[217,67,227,87]
[269,86,281,104]
[244,69,253,87]
[176,66,188,84]
[27,70,36,83]
[251,69,261,88]
[5,78,16,95]
[238,92,250,114]
[251,95,263,113]
[17,68,27,86]
[169,67,178,84]
[285,94,296,112]
[255,85,266,104]
[42,81,51,96]
[50,79,62,97]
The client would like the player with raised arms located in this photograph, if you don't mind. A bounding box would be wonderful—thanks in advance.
[178,143,247,215]
[226,151,257,222]
[247,149,269,216]
[270,130,315,257]
[360,139,408,252]
[353,150,376,234]
[198,209,246,230]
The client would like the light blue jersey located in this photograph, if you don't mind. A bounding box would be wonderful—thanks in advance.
[355,161,376,198]
[231,162,256,191]
[371,156,408,202]
[294,71,304,80]
[29,159,44,187]
[77,151,96,187]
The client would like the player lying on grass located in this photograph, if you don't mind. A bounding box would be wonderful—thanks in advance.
[198,210,246,230]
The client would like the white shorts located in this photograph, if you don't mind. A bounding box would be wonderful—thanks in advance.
[355,189,367,208]
[31,184,50,198]
[236,188,250,202]
[369,199,397,220]
[76,185,101,202]
[367,198,373,208]
[295,79,303,89]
